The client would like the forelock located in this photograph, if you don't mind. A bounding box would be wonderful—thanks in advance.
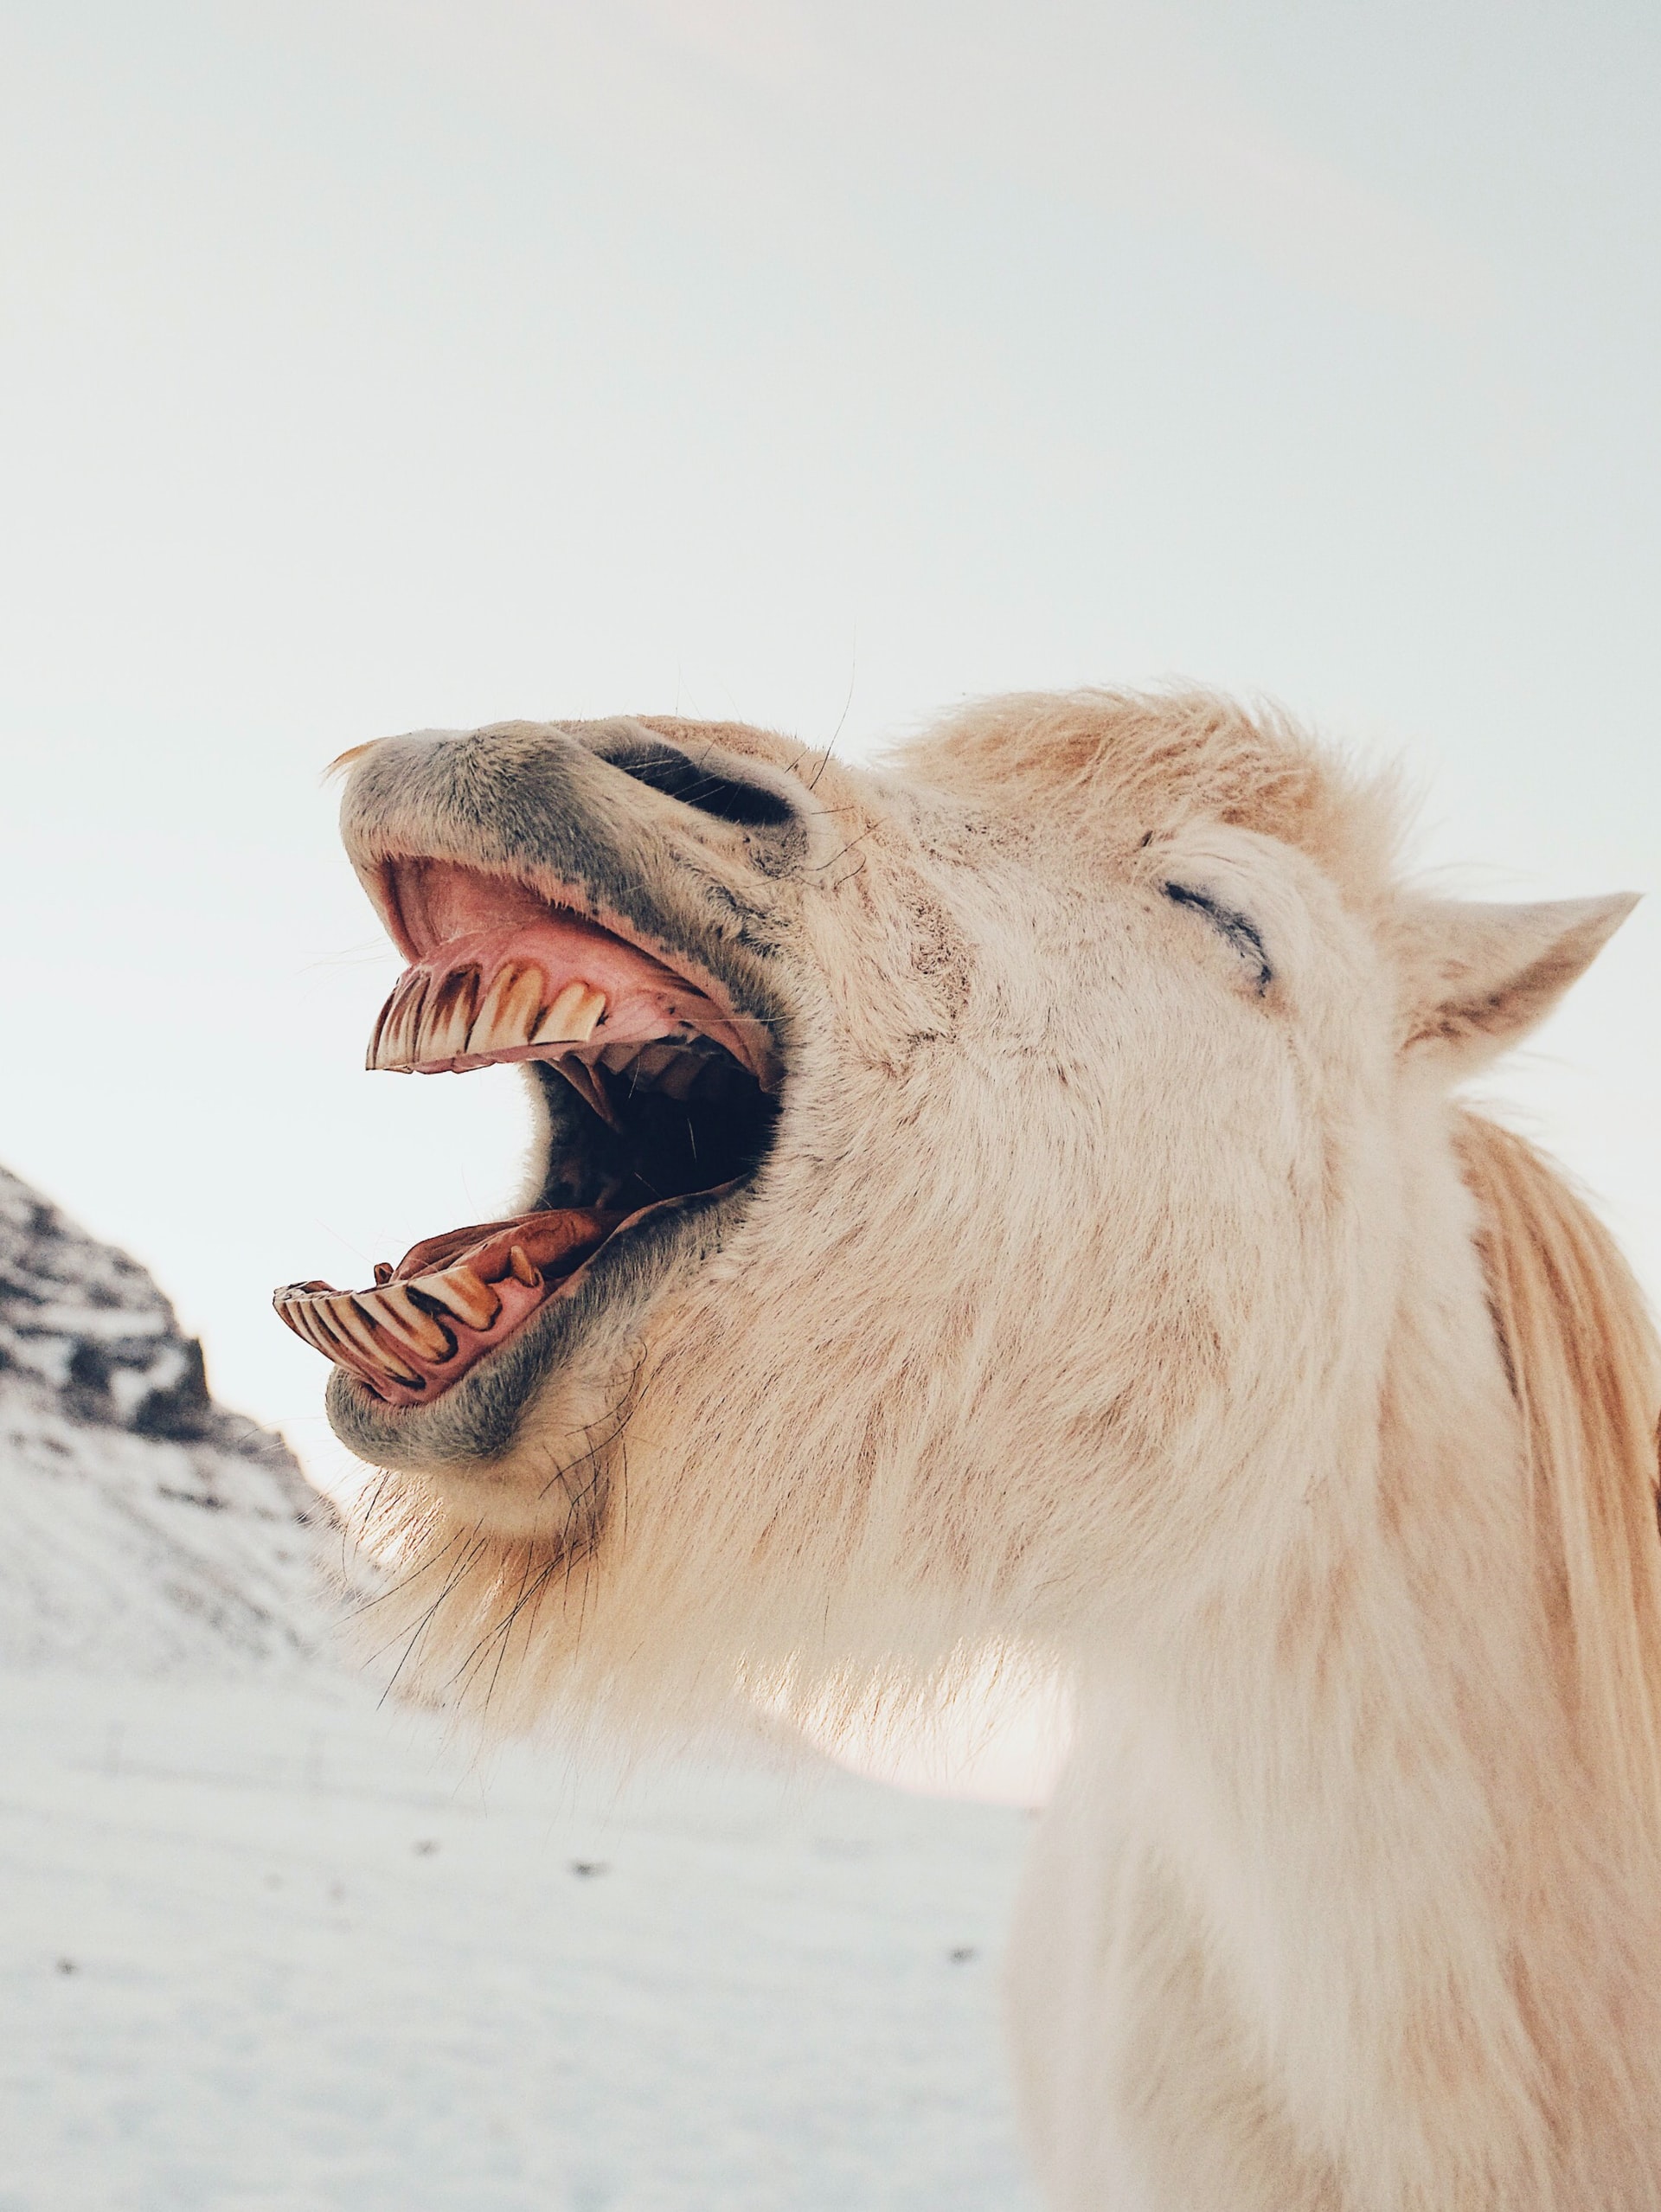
[891,688,1402,905]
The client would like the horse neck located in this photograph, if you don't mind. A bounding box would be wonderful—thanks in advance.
[1079,1125,1661,2197]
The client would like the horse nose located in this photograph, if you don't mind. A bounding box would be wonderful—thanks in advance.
[589,733,801,832]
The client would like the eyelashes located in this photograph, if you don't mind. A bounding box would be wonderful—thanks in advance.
[1161,882,1273,996]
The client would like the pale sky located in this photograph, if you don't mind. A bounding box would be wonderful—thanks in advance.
[3,0,1658,1508]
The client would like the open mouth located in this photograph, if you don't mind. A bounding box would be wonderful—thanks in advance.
[273,857,780,1412]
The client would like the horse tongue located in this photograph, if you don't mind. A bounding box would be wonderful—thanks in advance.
[391,1208,625,1288]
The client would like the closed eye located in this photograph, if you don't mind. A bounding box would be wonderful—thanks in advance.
[1162,882,1273,995]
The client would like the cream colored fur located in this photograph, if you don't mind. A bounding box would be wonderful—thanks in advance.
[342,691,1660,2209]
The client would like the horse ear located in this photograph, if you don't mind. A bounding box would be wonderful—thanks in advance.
[1392,893,1639,1073]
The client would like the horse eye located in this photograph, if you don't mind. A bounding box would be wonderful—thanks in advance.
[1161,882,1273,996]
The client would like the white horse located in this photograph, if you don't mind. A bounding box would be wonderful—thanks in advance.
[280,692,1661,2209]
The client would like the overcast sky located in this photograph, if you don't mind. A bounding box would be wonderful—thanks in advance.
[3,0,1658,1506]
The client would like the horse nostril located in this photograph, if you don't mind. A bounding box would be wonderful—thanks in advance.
[600,741,798,829]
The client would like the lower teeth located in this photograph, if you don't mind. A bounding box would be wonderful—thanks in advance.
[273,1205,630,1399]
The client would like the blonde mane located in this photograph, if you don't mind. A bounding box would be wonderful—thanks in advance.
[1454,1111,1661,1829]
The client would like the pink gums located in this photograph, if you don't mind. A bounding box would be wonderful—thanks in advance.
[379,858,772,1079]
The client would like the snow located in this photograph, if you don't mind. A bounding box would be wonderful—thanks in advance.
[0,1165,332,1675]
[0,1162,1041,2209]
[0,1385,337,1676]
[0,1670,1040,2211]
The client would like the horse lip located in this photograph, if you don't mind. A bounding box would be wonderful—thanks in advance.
[287,1182,747,1414]
[320,1177,757,1470]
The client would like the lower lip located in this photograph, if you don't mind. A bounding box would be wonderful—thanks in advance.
[290,1182,747,1411]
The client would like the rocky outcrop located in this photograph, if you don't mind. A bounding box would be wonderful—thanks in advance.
[0,1166,339,1673]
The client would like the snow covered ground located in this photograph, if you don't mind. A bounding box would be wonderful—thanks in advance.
[0,1159,1042,2209]
[0,1667,1041,2212]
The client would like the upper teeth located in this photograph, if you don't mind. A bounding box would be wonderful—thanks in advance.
[471,961,546,1054]
[368,963,607,1072]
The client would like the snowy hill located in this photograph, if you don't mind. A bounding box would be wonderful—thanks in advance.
[0,1164,337,1673]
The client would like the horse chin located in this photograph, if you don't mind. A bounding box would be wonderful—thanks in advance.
[326,1361,619,1547]
[321,1178,750,1533]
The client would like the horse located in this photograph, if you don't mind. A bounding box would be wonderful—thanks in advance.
[279,691,1661,2208]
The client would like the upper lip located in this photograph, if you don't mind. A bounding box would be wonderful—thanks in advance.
[335,718,798,1070]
